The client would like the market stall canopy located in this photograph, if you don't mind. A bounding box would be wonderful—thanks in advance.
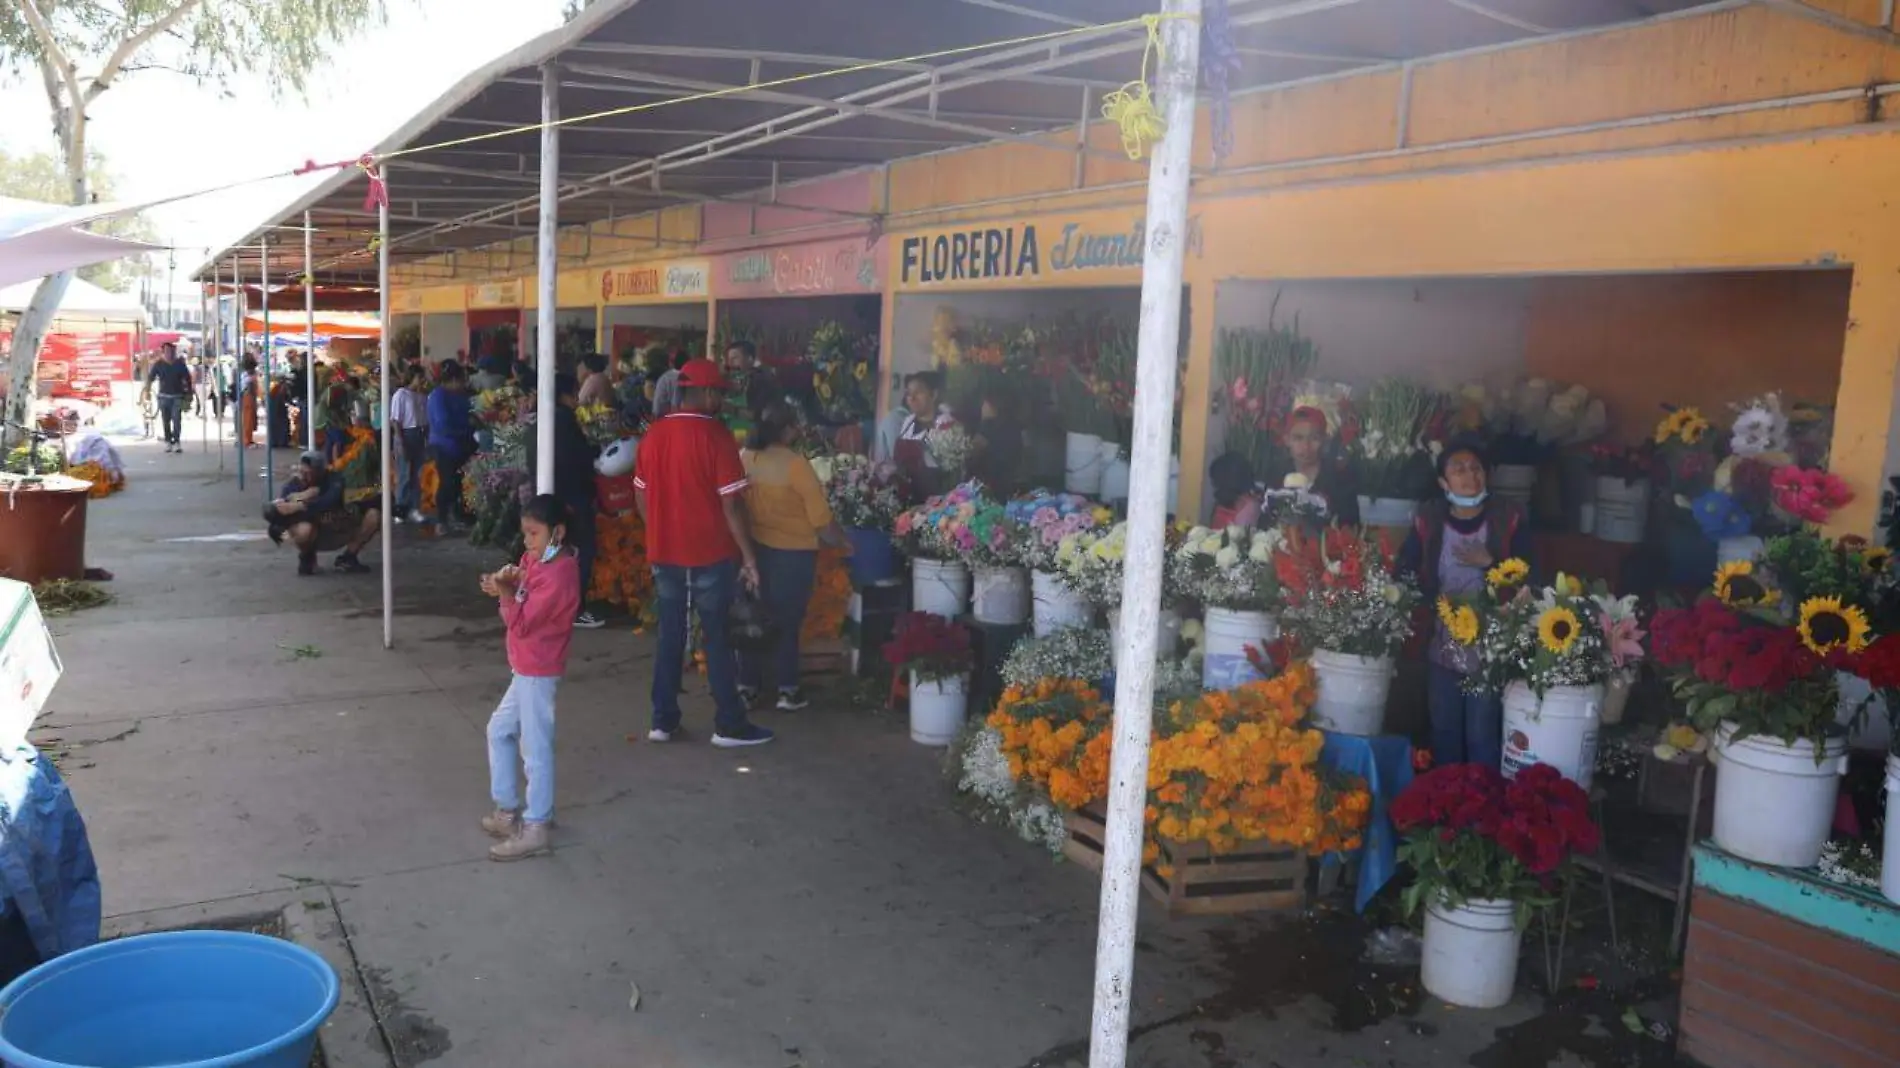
[0,196,163,289]
[241,310,381,337]
[0,276,148,325]
[199,0,1722,288]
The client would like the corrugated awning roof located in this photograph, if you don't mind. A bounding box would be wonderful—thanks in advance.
[200,0,1733,288]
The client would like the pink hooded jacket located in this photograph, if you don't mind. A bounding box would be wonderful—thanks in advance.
[499,550,581,677]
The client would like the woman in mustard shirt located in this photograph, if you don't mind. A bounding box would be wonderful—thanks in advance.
[739,402,843,711]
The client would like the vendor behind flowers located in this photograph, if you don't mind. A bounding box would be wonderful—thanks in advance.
[1277,404,1360,528]
[1396,437,1532,769]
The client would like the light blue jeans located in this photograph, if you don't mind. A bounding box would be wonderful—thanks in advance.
[487,674,559,824]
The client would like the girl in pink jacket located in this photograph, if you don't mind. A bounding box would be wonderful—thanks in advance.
[478,494,582,861]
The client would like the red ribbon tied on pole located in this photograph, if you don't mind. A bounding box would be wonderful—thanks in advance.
[290,154,387,212]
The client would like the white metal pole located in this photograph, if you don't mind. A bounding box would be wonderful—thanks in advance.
[1088,4,1200,1067]
[380,195,394,651]
[305,210,318,451]
[535,62,560,495]
[200,280,210,453]
[260,238,274,500]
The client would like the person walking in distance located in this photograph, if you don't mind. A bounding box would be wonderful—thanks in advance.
[389,364,430,525]
[426,360,477,532]
[634,358,775,748]
[141,342,193,453]
[478,494,582,861]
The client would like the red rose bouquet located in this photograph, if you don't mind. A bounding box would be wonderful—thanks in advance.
[1392,762,1600,925]
[1649,587,1841,748]
[882,612,975,683]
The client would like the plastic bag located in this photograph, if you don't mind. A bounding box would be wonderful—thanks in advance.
[727,586,777,652]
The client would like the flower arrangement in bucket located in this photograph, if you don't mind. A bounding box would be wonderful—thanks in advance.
[1441,564,1643,788]
[1672,394,1850,551]
[884,612,976,746]
[893,481,985,562]
[823,454,903,530]
[1009,492,1111,573]
[1650,554,1861,868]
[1273,527,1419,735]
[1173,524,1285,689]
[1392,762,1600,1009]
[1345,377,1445,508]
[1454,377,1607,467]
[1000,628,1113,691]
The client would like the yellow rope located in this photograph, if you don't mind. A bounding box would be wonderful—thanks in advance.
[1099,14,1170,161]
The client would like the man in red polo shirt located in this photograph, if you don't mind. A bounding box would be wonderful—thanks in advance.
[633,358,774,747]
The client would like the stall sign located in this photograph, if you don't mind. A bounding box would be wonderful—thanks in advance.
[896,211,1203,288]
[465,279,523,309]
[390,290,423,314]
[21,332,134,403]
[716,236,883,299]
[599,259,710,304]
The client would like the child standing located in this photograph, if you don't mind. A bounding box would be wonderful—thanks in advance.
[478,495,582,861]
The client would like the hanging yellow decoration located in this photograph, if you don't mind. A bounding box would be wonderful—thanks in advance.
[1100,14,1170,161]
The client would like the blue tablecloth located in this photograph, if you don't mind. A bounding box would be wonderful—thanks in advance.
[0,746,101,960]
[1320,732,1415,914]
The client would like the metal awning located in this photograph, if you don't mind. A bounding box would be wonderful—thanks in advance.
[199,0,1738,288]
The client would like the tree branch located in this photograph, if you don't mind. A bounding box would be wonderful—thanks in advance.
[16,0,87,172]
[87,0,207,102]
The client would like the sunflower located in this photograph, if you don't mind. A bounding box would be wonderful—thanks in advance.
[1537,606,1582,654]
[1863,546,1892,575]
[1712,560,1778,608]
[1437,597,1480,645]
[1486,558,1530,590]
[1797,596,1871,656]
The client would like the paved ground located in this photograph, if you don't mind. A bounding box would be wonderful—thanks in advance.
[37,417,1674,1068]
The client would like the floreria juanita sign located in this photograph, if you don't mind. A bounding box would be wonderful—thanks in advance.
[895,211,1203,288]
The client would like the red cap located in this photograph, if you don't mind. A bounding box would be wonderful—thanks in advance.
[677,358,728,391]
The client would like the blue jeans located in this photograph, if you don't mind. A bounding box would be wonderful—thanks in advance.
[155,395,184,444]
[397,428,427,513]
[1427,661,1503,770]
[740,545,817,693]
[488,674,559,824]
[651,560,748,733]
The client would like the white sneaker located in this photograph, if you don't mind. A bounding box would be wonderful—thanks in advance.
[407,509,426,525]
[574,611,606,630]
[647,727,680,743]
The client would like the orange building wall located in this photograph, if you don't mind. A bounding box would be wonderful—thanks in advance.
[1523,271,1852,444]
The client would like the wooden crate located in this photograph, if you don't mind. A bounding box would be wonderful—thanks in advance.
[799,638,850,679]
[1063,807,1307,918]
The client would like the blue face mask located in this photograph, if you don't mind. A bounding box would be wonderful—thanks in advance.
[540,540,562,564]
[1447,490,1489,509]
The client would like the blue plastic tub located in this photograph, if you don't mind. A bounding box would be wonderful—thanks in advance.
[845,526,900,587]
[0,930,339,1068]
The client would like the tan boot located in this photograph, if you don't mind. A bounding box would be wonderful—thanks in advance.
[489,821,551,862]
[480,807,520,839]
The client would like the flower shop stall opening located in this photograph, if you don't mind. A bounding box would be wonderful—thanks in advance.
[885,285,1190,503]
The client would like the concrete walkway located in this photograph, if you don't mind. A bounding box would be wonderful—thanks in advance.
[39,425,1639,1068]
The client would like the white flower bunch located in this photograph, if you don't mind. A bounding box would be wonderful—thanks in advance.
[1153,655,1205,709]
[1467,586,1616,696]
[925,421,975,474]
[954,727,1069,855]
[1001,629,1113,689]
[1054,523,1146,607]
[1169,525,1282,612]
[1468,377,1606,446]
[1728,392,1791,458]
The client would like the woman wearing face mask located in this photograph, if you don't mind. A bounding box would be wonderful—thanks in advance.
[1396,437,1533,770]
[1279,406,1360,527]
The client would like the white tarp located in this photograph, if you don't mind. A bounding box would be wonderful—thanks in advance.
[0,196,163,290]
[0,276,146,322]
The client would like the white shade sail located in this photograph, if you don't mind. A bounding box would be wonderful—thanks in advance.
[0,196,163,290]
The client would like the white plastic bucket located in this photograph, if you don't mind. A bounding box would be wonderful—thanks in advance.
[972,566,1030,626]
[1501,682,1603,790]
[912,557,970,619]
[1883,754,1900,904]
[1356,497,1419,531]
[1592,477,1649,544]
[1422,898,1521,1009]
[1064,431,1105,495]
[1310,650,1393,736]
[1201,608,1278,691]
[1099,453,1131,503]
[909,672,969,746]
[1032,569,1092,636]
[1834,670,1893,752]
[1110,607,1182,671]
[1711,722,1848,868]
[1491,464,1536,507]
[1717,536,1764,564]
